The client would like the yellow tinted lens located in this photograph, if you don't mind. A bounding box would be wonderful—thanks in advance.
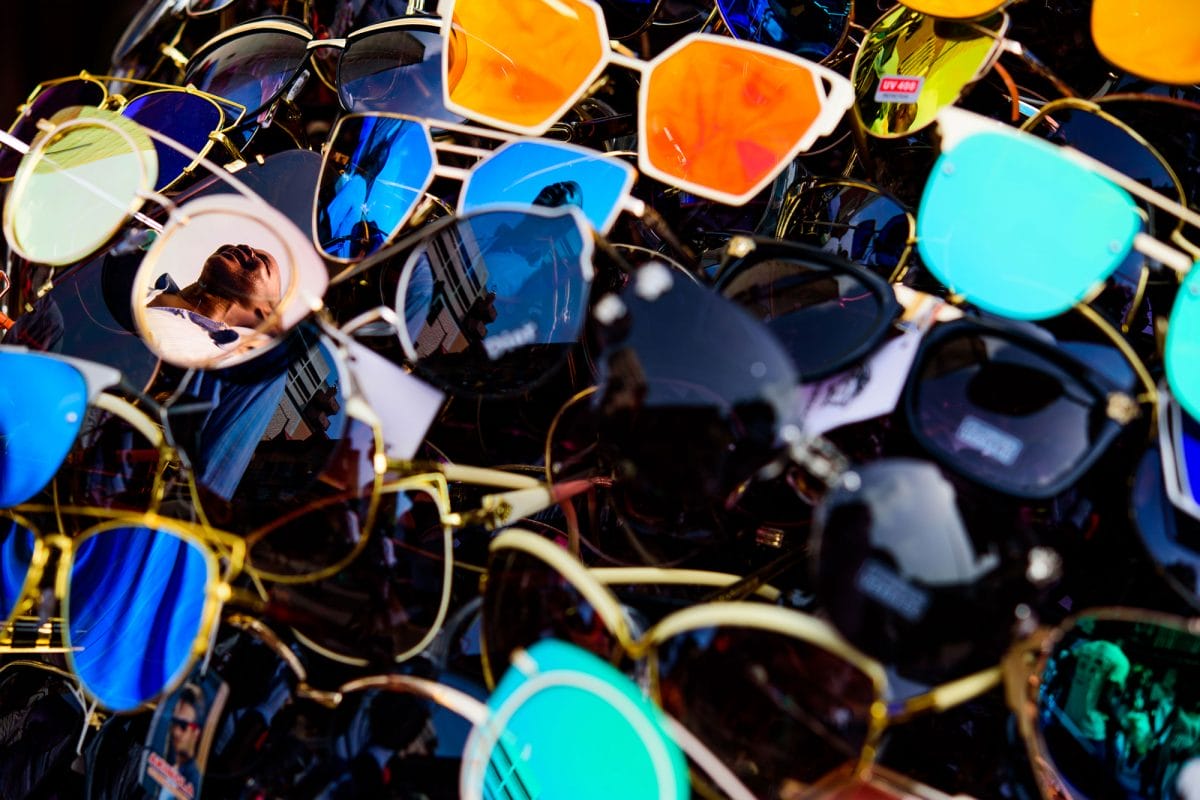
[1092,0,1200,84]
[642,38,825,203]
[852,6,1002,138]
[445,0,607,133]
[900,0,1007,19]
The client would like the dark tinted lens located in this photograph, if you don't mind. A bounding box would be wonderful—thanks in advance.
[399,208,592,398]
[0,663,88,798]
[0,516,36,622]
[813,458,1044,683]
[654,624,875,797]
[112,0,181,62]
[718,255,891,380]
[186,29,308,118]
[122,91,223,191]
[482,547,622,683]
[1132,448,1200,610]
[909,328,1108,497]
[0,79,107,179]
[339,28,458,122]
[1036,615,1200,800]
[1099,96,1200,212]
[261,485,450,663]
[777,182,912,280]
[716,0,851,61]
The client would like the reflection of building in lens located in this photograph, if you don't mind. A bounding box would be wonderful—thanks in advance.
[410,222,493,357]
[263,340,340,441]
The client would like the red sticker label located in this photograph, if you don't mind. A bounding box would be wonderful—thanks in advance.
[874,75,924,104]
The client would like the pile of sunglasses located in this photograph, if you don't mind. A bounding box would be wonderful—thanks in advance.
[2,0,1200,797]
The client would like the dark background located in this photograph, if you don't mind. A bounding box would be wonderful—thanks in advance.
[1,1,147,126]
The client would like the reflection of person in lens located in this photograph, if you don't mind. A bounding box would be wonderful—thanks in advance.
[144,244,283,363]
[158,684,205,800]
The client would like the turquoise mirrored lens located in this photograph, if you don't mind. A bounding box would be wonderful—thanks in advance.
[68,525,211,711]
[315,116,435,260]
[917,130,1143,319]
[0,351,89,507]
[0,517,36,622]
[478,639,688,800]
[1166,265,1200,421]
[461,141,631,234]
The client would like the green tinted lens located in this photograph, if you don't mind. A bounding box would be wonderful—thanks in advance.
[5,107,156,266]
[852,6,1004,138]
[1036,614,1200,800]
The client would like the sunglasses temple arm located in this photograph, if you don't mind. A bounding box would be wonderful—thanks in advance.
[658,713,760,800]
[696,545,807,604]
[1134,232,1195,275]
[1001,40,1078,99]
[447,480,596,530]
[887,665,1003,724]
[625,199,703,277]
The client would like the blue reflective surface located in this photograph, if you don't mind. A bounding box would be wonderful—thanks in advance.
[186,30,308,119]
[69,526,210,711]
[0,352,89,507]
[918,130,1143,320]
[717,0,850,61]
[123,92,223,190]
[316,116,434,260]
[462,141,631,234]
[0,518,35,622]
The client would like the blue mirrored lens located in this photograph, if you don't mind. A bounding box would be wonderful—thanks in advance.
[186,30,308,119]
[1166,264,1200,421]
[122,92,223,191]
[717,0,850,61]
[481,639,687,800]
[462,141,630,234]
[0,351,89,507]
[339,28,460,123]
[400,208,590,396]
[0,517,36,622]
[917,130,1144,319]
[68,525,211,711]
[316,116,434,260]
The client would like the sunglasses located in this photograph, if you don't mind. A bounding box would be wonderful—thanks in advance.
[183,15,457,123]
[314,112,639,262]
[482,527,1003,799]
[915,107,1200,419]
[1090,0,1200,86]
[439,0,853,205]
[0,72,247,192]
[1132,441,1200,612]
[851,3,1073,139]
[901,315,1143,500]
[775,176,918,284]
[713,0,856,62]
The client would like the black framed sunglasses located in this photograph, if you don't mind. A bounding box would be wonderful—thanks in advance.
[183,14,456,124]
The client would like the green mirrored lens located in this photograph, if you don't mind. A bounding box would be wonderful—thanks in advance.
[852,6,1004,138]
[5,107,156,266]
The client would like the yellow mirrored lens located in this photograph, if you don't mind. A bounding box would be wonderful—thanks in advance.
[445,0,607,132]
[852,6,1003,138]
[899,0,1007,19]
[1092,0,1200,85]
[643,38,824,202]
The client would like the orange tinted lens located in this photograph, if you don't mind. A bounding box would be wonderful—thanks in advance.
[445,0,607,132]
[642,38,823,202]
[1092,0,1200,84]
[900,0,1006,18]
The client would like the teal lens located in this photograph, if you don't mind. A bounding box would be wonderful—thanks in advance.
[1166,265,1200,421]
[917,129,1144,319]
[470,639,689,800]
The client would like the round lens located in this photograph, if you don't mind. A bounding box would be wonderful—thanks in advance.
[397,207,593,398]
[0,516,36,623]
[654,622,876,798]
[0,79,107,180]
[717,251,892,380]
[5,108,157,267]
[122,90,223,191]
[716,0,851,61]
[67,524,213,711]
[259,485,450,663]
[185,27,309,119]
[907,326,1109,497]
[0,350,90,507]
[315,115,434,261]
[482,546,622,685]
[339,27,459,123]
[777,180,913,281]
[1036,614,1200,800]
[852,7,1003,138]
